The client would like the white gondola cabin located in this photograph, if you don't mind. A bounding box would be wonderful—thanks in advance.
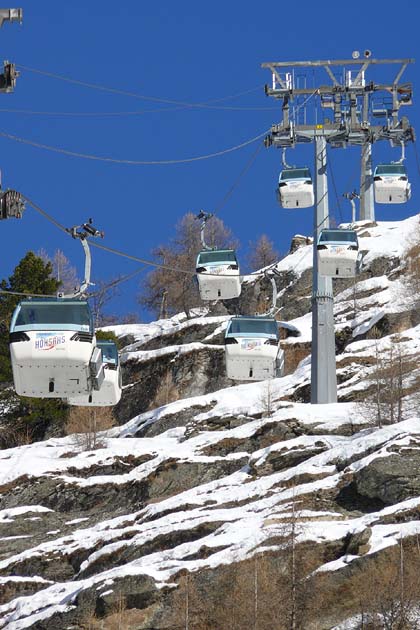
[278,167,314,209]
[9,299,104,398]
[196,249,241,301]
[225,316,284,381]
[373,163,411,204]
[317,229,360,278]
[67,340,122,406]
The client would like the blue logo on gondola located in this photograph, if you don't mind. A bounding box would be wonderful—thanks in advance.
[35,333,66,351]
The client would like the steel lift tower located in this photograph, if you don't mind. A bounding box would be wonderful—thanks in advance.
[0,8,24,220]
[262,54,415,403]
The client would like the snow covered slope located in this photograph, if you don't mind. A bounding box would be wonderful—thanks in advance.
[0,216,420,629]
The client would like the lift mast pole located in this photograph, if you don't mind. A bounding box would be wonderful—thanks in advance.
[311,135,336,402]
[262,54,414,404]
[359,89,374,221]
[360,142,374,220]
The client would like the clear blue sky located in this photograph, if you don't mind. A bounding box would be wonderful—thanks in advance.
[0,0,419,320]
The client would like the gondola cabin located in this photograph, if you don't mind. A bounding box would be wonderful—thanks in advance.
[278,167,314,209]
[373,163,411,204]
[196,249,241,301]
[9,299,104,398]
[225,316,284,381]
[317,229,360,278]
[67,340,122,406]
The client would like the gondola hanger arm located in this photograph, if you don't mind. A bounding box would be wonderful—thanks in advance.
[281,148,295,169]
[63,219,104,298]
[391,141,406,164]
[195,210,215,251]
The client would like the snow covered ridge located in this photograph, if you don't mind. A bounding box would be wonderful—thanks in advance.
[276,216,419,345]
[103,311,228,349]
[105,215,419,355]
[1,351,420,628]
[1,400,420,628]
[1,216,420,628]
[119,341,223,366]
[241,214,419,282]
[104,215,420,354]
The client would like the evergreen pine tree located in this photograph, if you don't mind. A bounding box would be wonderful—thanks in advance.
[0,252,60,381]
[0,252,66,446]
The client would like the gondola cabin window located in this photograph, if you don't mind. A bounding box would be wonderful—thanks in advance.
[11,301,92,333]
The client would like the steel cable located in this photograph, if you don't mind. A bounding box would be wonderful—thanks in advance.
[0,128,269,165]
[3,190,313,303]
[213,142,263,213]
[23,194,273,280]
[17,64,279,112]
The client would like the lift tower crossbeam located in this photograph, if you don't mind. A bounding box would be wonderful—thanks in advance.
[262,55,415,404]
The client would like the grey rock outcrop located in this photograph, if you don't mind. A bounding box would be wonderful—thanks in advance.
[354,448,420,505]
